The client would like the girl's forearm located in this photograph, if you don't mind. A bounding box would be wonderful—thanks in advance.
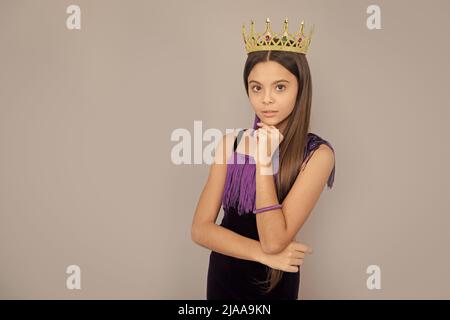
[255,163,287,252]
[192,222,267,264]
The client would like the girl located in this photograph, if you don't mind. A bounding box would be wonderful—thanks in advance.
[191,18,336,300]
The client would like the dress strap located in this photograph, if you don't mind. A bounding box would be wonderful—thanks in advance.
[233,129,248,152]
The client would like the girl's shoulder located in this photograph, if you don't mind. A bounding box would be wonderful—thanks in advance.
[304,132,336,189]
[306,132,335,154]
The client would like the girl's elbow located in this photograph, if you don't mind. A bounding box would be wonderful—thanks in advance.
[260,239,284,254]
[191,224,202,245]
[191,222,212,245]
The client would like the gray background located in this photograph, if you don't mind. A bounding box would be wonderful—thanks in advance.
[1,0,449,299]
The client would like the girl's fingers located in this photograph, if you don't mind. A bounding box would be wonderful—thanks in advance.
[257,122,272,132]
[257,123,282,140]
[286,266,299,273]
[295,243,312,254]
[256,123,284,149]
[257,122,275,130]
[257,128,268,135]
[290,258,303,266]
[292,251,305,259]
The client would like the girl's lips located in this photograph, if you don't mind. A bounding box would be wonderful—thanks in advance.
[262,111,278,117]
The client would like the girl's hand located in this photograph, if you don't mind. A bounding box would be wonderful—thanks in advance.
[259,240,313,273]
[254,122,284,166]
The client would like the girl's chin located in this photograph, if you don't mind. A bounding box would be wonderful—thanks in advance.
[259,117,279,125]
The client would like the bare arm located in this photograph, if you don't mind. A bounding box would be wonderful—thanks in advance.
[192,219,266,263]
[255,142,336,254]
[191,132,266,263]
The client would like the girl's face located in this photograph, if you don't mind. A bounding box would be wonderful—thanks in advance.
[247,60,298,132]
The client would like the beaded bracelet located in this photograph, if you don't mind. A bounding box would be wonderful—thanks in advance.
[253,204,282,214]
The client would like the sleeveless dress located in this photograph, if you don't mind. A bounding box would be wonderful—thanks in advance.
[206,129,336,300]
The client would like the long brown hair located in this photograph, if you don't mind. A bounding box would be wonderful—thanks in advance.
[243,50,312,293]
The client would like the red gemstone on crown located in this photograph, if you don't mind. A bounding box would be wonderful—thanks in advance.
[298,37,303,43]
[265,35,271,41]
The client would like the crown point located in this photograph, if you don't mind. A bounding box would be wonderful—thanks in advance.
[283,18,289,34]
[242,18,313,55]
[300,21,305,35]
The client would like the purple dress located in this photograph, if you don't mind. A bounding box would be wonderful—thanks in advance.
[206,128,335,300]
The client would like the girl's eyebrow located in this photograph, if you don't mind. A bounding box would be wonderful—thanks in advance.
[248,79,290,85]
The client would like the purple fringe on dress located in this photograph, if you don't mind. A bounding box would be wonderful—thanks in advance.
[221,152,256,215]
[222,114,336,216]
[221,151,280,216]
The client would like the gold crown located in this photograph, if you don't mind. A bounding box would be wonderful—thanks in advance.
[242,17,314,54]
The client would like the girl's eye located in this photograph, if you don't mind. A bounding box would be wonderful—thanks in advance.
[251,84,285,92]
[251,85,261,92]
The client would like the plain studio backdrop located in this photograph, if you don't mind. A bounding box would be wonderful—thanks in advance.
[0,0,449,299]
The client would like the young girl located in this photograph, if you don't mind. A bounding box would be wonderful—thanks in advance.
[191,18,336,300]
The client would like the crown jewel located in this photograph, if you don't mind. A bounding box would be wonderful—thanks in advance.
[242,17,314,54]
